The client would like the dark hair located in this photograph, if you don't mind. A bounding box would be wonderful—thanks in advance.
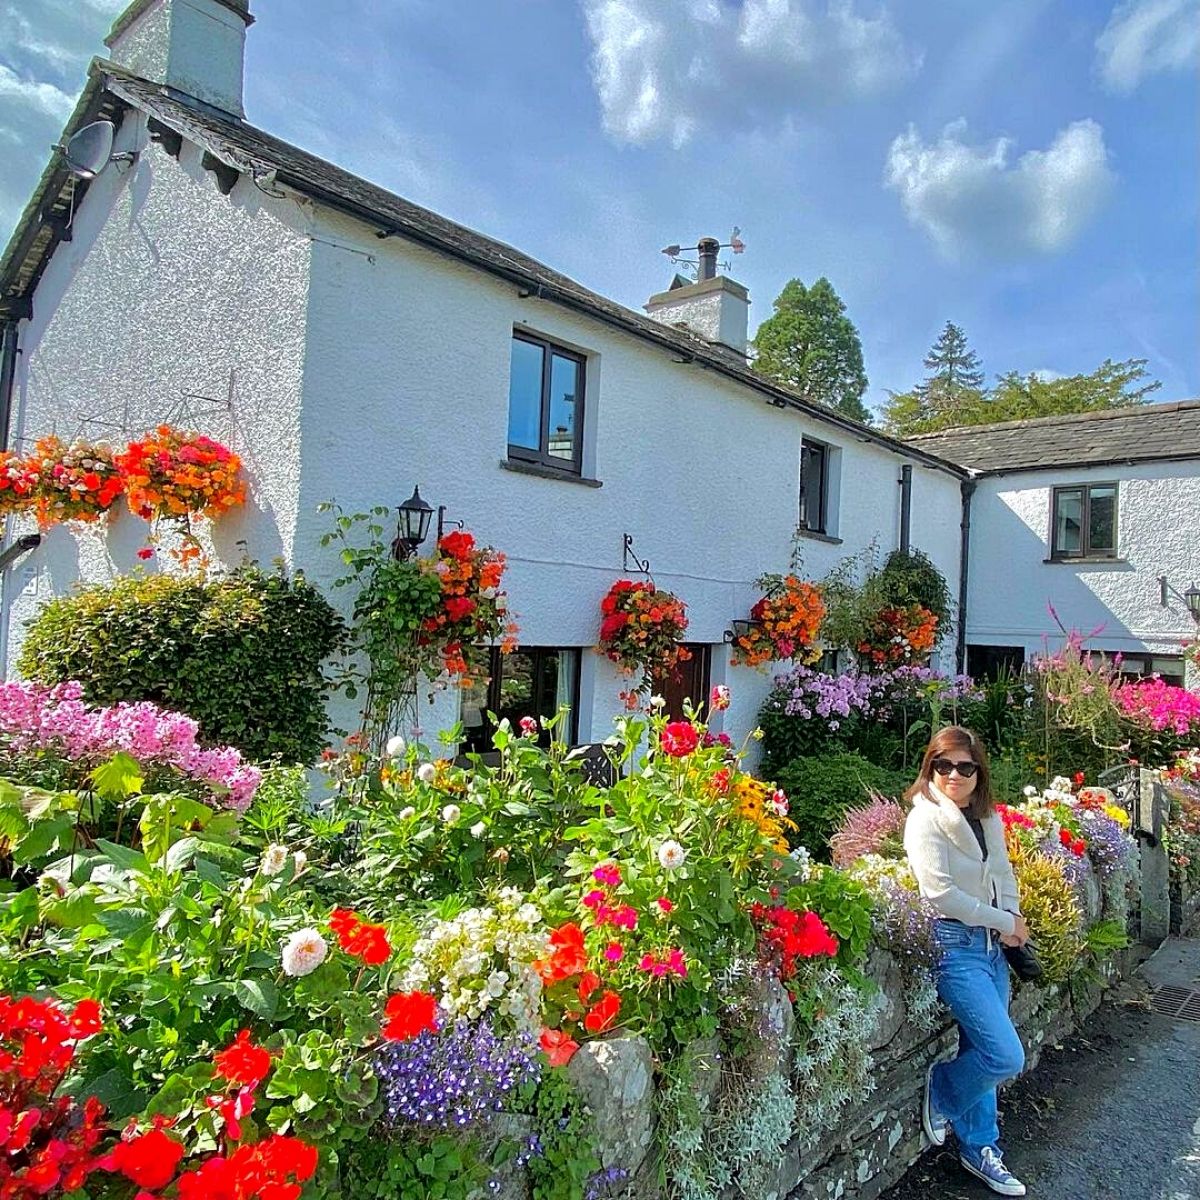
[904,725,995,818]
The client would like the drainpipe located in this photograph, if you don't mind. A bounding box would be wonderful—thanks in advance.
[899,464,912,554]
[0,319,18,452]
[956,476,976,674]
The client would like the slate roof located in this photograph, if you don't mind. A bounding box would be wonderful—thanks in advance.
[0,60,964,476]
[905,401,1200,474]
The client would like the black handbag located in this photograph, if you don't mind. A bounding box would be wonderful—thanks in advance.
[1003,940,1044,983]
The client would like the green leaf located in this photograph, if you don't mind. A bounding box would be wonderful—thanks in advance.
[234,978,278,1019]
[90,751,144,800]
[94,839,149,873]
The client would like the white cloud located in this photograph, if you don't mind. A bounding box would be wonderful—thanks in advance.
[0,64,74,122]
[883,119,1115,260]
[1095,0,1200,92]
[582,0,920,147]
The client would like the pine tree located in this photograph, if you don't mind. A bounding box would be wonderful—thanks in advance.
[751,277,871,423]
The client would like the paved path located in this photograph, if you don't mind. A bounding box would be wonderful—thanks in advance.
[882,938,1200,1200]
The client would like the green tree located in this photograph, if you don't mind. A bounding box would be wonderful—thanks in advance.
[987,358,1159,422]
[881,321,987,435]
[752,277,870,423]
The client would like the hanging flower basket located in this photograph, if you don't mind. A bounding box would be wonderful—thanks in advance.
[855,602,938,668]
[115,425,245,523]
[597,579,689,700]
[420,529,519,685]
[27,435,125,527]
[0,450,42,518]
[731,574,825,667]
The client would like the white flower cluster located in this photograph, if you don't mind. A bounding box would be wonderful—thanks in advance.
[845,853,918,895]
[400,888,547,1032]
[788,844,815,880]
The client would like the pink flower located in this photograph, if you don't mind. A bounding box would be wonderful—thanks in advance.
[660,721,699,757]
[593,863,621,887]
[710,684,731,712]
[582,890,606,909]
[604,942,624,962]
[655,897,673,915]
[666,948,687,977]
[770,789,789,816]
[612,906,638,931]
[519,716,539,737]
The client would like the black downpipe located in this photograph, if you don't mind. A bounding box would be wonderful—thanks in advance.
[899,464,912,554]
[0,320,18,452]
[956,477,976,674]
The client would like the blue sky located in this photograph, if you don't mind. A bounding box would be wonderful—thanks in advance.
[2,0,1197,414]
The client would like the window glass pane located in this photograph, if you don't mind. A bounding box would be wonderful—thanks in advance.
[547,353,581,462]
[508,338,544,451]
[496,650,536,726]
[1054,489,1083,554]
[1088,485,1116,553]
[553,650,578,715]
[799,444,825,532]
[1151,656,1184,679]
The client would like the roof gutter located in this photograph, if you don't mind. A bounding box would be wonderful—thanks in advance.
[968,453,1200,478]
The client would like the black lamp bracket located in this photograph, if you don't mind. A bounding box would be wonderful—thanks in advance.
[437,505,463,544]
[622,533,650,578]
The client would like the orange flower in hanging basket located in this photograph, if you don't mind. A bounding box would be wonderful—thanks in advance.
[115,425,246,523]
[0,449,43,518]
[27,435,125,527]
[855,602,938,667]
[731,575,825,668]
[597,578,690,690]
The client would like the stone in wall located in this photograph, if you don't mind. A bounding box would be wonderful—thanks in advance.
[566,1035,655,1177]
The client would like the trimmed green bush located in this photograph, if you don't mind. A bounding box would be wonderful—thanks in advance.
[772,752,911,859]
[19,566,345,763]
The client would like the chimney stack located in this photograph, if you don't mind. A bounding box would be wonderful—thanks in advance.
[646,235,750,358]
[105,0,253,117]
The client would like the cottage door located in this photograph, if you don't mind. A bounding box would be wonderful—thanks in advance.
[653,643,712,722]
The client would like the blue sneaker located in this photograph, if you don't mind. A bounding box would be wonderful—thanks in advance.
[958,1145,1027,1196]
[921,1065,948,1147]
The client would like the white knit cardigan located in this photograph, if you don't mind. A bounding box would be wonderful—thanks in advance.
[902,785,1022,936]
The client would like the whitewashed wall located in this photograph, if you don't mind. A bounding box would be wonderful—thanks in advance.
[966,463,1200,683]
[291,206,965,747]
[2,109,312,672]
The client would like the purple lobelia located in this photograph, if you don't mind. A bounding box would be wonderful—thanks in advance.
[373,1017,541,1131]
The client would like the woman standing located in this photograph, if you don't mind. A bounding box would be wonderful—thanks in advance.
[903,725,1031,1197]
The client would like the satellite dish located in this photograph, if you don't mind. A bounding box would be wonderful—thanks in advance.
[55,120,135,180]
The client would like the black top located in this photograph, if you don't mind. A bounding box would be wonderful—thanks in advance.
[966,813,988,861]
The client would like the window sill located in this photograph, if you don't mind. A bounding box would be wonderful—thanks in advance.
[500,459,603,487]
[795,527,843,545]
[1043,556,1127,566]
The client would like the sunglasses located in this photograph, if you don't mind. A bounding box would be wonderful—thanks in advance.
[931,758,979,779]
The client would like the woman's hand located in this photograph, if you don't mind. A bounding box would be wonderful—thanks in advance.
[1000,914,1030,946]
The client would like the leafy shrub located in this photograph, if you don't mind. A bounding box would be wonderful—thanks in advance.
[18,566,345,763]
[1007,838,1084,985]
[877,548,952,633]
[772,753,911,858]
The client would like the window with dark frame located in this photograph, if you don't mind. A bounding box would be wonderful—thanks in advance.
[460,647,581,754]
[507,332,586,474]
[1099,650,1186,688]
[799,440,827,534]
[1050,483,1117,559]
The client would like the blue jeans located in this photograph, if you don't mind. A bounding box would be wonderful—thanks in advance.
[929,919,1026,1154]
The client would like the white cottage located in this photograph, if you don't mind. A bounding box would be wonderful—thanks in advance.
[908,403,1200,688]
[0,0,967,748]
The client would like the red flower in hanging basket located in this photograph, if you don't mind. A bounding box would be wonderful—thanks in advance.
[596,578,689,689]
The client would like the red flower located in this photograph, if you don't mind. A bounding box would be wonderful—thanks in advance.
[1072,839,1087,856]
[655,897,673,915]
[1073,772,1086,786]
[329,908,392,965]
[381,991,439,1041]
[660,721,699,757]
[535,922,588,983]
[136,547,154,560]
[213,1029,272,1089]
[577,971,601,1005]
[439,530,476,561]
[443,596,477,622]
[1059,828,1073,847]
[100,1127,186,1190]
[539,1028,579,1067]
[599,612,629,640]
[583,990,621,1034]
[68,999,103,1039]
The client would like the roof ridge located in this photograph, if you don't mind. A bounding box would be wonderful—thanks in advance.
[906,398,1200,441]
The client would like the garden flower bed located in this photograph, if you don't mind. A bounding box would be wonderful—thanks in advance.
[0,677,1141,1200]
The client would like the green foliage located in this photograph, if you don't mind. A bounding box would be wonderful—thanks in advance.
[751,277,870,423]
[988,358,1159,421]
[817,545,891,654]
[786,865,875,968]
[771,753,910,858]
[1007,840,1084,985]
[881,321,985,434]
[18,566,345,763]
[341,1132,486,1200]
[522,1069,601,1200]
[878,549,952,633]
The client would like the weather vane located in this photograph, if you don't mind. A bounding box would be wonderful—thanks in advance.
[661,229,745,279]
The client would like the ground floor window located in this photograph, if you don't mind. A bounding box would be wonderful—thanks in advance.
[1100,650,1186,688]
[652,643,713,721]
[461,646,581,752]
[967,644,1026,681]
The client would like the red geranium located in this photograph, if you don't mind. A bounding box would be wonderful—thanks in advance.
[100,1125,187,1190]
[213,1030,272,1090]
[329,908,392,966]
[438,530,476,562]
[381,991,439,1042]
[539,1028,579,1067]
[660,721,699,758]
[582,990,621,1034]
[751,904,839,980]
[535,923,589,984]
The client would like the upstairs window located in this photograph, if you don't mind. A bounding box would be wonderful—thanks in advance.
[1051,483,1117,559]
[507,332,585,473]
[799,439,828,534]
